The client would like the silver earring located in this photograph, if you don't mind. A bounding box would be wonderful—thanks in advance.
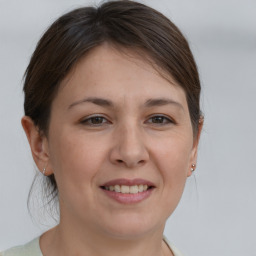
[191,164,196,172]
[42,167,46,176]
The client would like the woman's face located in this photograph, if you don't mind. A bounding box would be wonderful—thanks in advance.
[44,44,199,238]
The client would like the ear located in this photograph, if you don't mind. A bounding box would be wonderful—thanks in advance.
[187,118,204,177]
[21,116,53,176]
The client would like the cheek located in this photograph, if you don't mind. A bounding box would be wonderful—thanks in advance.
[154,133,192,173]
[48,130,107,191]
[153,143,190,218]
[152,134,192,201]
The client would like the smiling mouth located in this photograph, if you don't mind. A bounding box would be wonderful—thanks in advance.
[100,184,154,194]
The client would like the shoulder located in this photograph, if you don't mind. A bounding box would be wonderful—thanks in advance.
[163,236,184,256]
[0,237,42,256]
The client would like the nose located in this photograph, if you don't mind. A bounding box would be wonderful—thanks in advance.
[109,124,149,168]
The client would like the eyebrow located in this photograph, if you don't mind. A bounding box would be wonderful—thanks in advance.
[68,97,183,110]
[144,98,184,110]
[68,97,114,109]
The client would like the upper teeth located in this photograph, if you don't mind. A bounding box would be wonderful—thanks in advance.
[104,185,149,194]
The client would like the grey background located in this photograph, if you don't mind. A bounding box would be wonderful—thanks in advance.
[0,0,255,255]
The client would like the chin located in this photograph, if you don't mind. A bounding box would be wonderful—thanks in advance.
[98,212,165,240]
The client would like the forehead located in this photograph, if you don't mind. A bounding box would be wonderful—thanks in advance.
[55,43,187,109]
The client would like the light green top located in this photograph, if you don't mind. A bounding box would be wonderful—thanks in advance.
[0,238,43,256]
[0,236,183,256]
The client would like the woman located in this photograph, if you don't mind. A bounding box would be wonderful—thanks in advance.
[1,1,203,255]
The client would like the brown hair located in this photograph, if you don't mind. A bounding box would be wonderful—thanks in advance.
[24,0,201,207]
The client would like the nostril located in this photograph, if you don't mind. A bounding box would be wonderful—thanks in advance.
[117,159,123,163]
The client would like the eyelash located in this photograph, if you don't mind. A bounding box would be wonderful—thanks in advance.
[80,114,175,126]
[146,115,174,125]
[80,115,110,126]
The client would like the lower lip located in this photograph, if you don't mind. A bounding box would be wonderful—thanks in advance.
[101,189,153,204]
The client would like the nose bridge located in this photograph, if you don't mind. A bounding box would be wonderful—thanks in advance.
[121,121,142,152]
[111,119,149,168]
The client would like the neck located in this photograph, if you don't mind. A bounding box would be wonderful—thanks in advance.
[40,218,172,256]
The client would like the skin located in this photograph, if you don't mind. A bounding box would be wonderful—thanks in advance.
[22,43,203,256]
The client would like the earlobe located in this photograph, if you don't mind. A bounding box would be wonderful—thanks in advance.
[187,164,196,177]
[21,116,51,174]
[187,117,204,177]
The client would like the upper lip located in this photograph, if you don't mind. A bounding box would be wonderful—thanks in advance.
[101,178,155,187]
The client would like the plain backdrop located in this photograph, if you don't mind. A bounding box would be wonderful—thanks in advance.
[0,0,255,255]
